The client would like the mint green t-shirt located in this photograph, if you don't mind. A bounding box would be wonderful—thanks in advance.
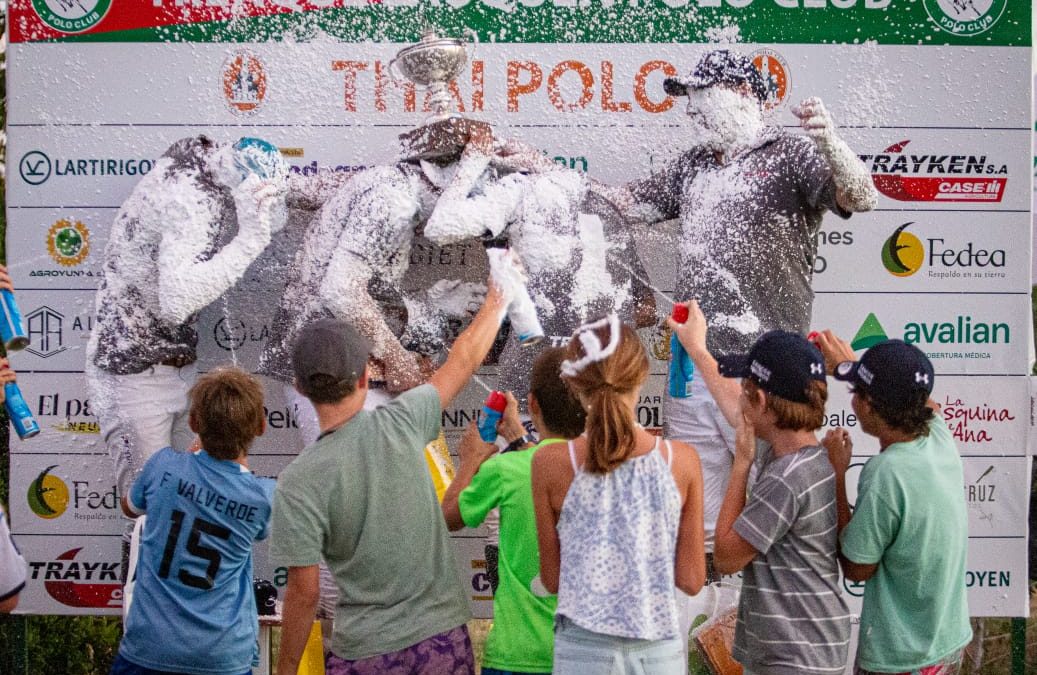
[270,385,471,660]
[459,440,560,673]
[841,416,972,671]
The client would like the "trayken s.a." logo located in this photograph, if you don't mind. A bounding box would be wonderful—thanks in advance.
[860,140,1007,203]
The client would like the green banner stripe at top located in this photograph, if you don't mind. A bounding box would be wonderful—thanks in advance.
[46,0,1030,46]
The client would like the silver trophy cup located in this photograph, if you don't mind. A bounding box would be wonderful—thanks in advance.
[390,29,471,122]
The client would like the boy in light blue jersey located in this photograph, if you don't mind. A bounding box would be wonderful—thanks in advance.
[111,367,275,675]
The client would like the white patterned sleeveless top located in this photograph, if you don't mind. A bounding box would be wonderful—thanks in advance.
[556,436,682,640]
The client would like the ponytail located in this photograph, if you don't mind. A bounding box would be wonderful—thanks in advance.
[584,387,638,474]
[562,317,648,475]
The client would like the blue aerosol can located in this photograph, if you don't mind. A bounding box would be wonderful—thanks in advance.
[0,290,29,351]
[478,391,508,443]
[5,381,40,439]
[668,305,695,399]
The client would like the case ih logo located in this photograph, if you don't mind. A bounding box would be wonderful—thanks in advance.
[29,547,122,609]
[860,140,1007,203]
[222,50,267,116]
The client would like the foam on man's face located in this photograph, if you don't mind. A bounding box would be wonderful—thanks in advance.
[684,85,764,153]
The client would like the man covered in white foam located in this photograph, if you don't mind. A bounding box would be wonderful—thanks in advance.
[616,48,875,586]
[425,136,656,596]
[425,129,655,409]
[87,135,288,543]
[256,128,494,445]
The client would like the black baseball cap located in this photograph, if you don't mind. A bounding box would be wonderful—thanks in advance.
[833,339,934,408]
[292,319,371,398]
[664,49,767,102]
[717,330,826,404]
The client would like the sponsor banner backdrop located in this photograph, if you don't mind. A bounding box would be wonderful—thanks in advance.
[813,293,1032,376]
[964,538,1030,617]
[961,457,1027,539]
[5,0,1031,625]
[4,0,1029,46]
[9,373,103,454]
[814,212,1029,293]
[7,211,107,289]
[10,454,124,536]
[12,290,98,373]
[17,534,125,616]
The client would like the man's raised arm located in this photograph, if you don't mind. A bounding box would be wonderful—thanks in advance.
[429,280,507,411]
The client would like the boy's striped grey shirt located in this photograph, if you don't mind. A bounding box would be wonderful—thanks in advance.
[731,444,851,675]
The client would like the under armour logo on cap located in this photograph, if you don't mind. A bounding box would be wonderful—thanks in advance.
[750,360,772,382]
[832,339,935,407]
[716,330,825,404]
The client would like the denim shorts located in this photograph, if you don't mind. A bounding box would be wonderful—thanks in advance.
[552,616,685,675]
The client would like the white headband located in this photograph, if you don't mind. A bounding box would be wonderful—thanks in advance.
[560,314,622,378]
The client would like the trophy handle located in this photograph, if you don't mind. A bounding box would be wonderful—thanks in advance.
[387,56,407,86]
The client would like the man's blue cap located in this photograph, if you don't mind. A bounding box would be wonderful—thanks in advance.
[833,339,934,408]
[717,330,826,404]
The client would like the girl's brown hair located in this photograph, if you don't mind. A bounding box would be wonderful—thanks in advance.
[562,318,648,474]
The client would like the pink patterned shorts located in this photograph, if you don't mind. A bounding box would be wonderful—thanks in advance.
[325,625,474,675]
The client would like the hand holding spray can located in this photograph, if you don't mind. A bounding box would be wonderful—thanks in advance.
[478,391,508,443]
[668,304,695,398]
[0,290,29,351]
[485,246,544,346]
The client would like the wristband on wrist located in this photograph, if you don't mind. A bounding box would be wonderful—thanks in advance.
[503,434,535,453]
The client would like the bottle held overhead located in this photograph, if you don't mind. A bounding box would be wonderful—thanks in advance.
[486,247,544,346]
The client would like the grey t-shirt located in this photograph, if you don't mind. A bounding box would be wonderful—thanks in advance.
[269,384,471,659]
[630,128,849,356]
[732,443,850,675]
